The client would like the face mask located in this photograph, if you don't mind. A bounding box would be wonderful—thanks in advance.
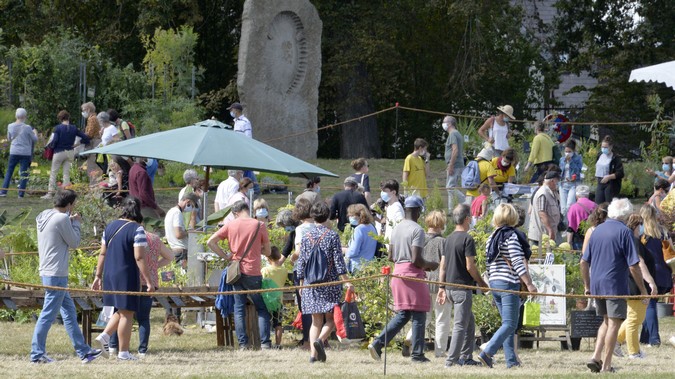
[315,186,320,194]
[565,152,572,158]
[380,191,390,203]
[501,158,510,167]
[639,224,645,236]
[601,147,610,155]
[256,209,269,218]
[663,164,671,172]
[81,111,88,118]
[349,216,359,226]
[442,123,449,131]
[183,205,194,213]
[230,111,236,118]
[284,225,295,232]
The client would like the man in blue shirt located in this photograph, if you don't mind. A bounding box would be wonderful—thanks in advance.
[580,198,647,373]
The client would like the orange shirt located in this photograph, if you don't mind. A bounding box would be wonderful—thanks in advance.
[215,217,268,276]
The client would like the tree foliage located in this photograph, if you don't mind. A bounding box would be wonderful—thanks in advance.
[553,0,675,122]
[142,26,203,101]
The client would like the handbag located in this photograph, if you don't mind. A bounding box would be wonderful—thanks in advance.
[43,145,54,160]
[340,288,366,340]
[522,298,541,327]
[225,222,262,285]
[557,219,567,232]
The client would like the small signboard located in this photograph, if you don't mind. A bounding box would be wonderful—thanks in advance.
[529,264,566,325]
[570,310,604,338]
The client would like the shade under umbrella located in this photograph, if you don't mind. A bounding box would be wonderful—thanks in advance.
[82,120,336,178]
[629,60,675,89]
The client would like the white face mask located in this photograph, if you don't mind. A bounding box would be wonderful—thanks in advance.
[183,205,194,213]
[565,152,572,158]
[442,123,449,131]
[82,111,89,118]
[230,111,236,118]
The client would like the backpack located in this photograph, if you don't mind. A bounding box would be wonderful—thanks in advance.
[121,120,137,140]
[304,231,331,285]
[461,159,482,189]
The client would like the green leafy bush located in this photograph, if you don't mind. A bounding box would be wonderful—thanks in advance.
[351,257,393,339]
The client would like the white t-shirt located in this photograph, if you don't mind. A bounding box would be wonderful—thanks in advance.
[384,201,404,243]
[233,115,252,138]
[101,125,119,146]
[164,206,186,249]
[215,176,239,209]
[595,153,612,178]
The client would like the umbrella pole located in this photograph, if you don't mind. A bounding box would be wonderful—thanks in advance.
[203,166,210,232]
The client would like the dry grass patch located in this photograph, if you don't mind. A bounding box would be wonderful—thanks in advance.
[1,311,674,378]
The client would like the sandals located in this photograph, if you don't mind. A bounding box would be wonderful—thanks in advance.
[586,359,603,373]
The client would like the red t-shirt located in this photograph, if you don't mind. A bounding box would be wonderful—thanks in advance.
[215,217,268,276]
[471,194,488,217]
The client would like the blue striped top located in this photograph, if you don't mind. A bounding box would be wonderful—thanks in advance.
[485,232,527,284]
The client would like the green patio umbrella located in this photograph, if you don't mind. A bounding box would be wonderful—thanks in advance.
[83,119,337,178]
[82,119,336,228]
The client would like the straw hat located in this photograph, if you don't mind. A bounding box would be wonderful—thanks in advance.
[497,105,515,120]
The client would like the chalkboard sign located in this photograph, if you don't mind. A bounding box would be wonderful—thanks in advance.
[570,310,604,338]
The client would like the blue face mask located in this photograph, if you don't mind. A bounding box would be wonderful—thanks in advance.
[349,216,359,226]
[639,224,645,236]
[256,209,269,218]
[663,164,671,172]
[380,191,390,203]
[315,186,320,194]
[284,225,295,232]
[601,147,610,155]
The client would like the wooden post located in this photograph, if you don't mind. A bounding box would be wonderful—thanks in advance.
[245,303,260,349]
[216,313,225,347]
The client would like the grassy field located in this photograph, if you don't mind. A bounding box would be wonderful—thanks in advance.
[0,310,674,378]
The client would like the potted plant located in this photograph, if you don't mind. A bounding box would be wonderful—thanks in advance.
[472,294,501,343]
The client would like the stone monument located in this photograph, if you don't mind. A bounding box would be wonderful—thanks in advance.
[237,0,321,160]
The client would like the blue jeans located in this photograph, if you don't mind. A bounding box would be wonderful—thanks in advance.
[2,154,31,197]
[640,286,670,345]
[31,276,91,360]
[232,274,271,347]
[374,310,426,359]
[559,181,577,216]
[110,286,153,353]
[484,281,520,367]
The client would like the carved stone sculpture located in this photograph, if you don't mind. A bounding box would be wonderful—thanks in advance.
[237,0,322,159]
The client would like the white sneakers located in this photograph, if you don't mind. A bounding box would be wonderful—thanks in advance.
[94,333,110,359]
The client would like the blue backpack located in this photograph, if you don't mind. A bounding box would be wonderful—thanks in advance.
[304,231,331,285]
[461,159,483,189]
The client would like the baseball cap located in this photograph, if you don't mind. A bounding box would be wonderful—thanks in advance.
[344,176,358,186]
[227,102,243,111]
[404,195,424,209]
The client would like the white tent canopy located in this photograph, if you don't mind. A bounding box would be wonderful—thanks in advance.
[629,60,675,89]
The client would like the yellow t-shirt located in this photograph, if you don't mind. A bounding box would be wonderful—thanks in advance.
[490,157,516,184]
[403,154,427,197]
[466,159,496,197]
[261,264,288,288]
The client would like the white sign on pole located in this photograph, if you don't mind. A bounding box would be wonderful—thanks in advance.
[529,264,566,326]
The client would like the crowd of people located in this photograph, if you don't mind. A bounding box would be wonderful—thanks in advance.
[5,104,674,372]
